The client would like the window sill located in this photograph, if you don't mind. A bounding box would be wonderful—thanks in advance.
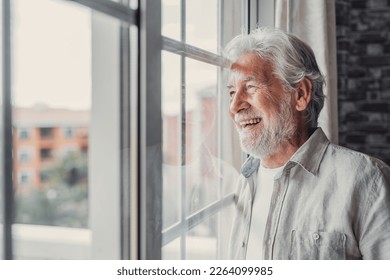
[9,224,91,259]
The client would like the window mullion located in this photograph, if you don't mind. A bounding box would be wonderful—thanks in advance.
[162,193,235,246]
[216,0,223,260]
[119,21,131,260]
[67,0,138,25]
[162,37,226,67]
[2,0,13,260]
[258,0,275,27]
[179,0,187,261]
[139,0,162,260]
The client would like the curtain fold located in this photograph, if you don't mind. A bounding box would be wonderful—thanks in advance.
[275,0,338,143]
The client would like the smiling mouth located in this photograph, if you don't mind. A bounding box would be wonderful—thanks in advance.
[239,118,262,128]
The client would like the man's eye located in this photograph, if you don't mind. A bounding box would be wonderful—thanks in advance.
[229,91,236,98]
[246,84,258,93]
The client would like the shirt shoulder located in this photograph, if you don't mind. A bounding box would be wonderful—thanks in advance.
[326,143,389,172]
[322,143,390,196]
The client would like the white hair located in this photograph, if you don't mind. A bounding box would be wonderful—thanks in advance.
[224,27,325,129]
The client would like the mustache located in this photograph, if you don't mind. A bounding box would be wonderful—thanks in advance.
[234,110,263,123]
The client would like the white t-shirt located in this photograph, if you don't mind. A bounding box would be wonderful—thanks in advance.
[246,164,284,259]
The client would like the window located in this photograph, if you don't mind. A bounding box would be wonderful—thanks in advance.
[18,170,32,185]
[5,0,138,260]
[159,0,246,259]
[18,148,32,164]
[18,128,30,140]
[39,127,53,138]
[1,0,262,260]
[63,127,74,139]
[39,170,49,183]
[40,148,52,160]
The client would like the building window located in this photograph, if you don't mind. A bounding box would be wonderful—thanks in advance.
[18,148,32,164]
[18,170,32,185]
[40,148,52,160]
[39,170,49,183]
[18,128,31,140]
[40,127,53,138]
[63,127,74,139]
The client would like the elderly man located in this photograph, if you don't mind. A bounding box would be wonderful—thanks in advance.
[225,27,390,260]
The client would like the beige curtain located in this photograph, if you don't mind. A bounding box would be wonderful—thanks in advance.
[275,0,338,143]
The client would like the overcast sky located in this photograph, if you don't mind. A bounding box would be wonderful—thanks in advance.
[13,0,217,112]
[13,0,91,110]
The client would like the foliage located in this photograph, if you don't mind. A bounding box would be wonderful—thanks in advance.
[15,151,88,228]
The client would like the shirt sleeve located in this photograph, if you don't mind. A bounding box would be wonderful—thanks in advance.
[359,164,390,259]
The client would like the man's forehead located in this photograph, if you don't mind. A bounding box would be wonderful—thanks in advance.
[228,53,271,83]
[228,71,258,81]
[228,67,267,84]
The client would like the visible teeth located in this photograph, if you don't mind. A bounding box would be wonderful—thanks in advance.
[239,118,261,127]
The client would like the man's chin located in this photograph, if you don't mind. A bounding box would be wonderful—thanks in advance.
[240,142,262,159]
[240,138,277,159]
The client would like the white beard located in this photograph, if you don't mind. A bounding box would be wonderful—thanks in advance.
[236,95,297,159]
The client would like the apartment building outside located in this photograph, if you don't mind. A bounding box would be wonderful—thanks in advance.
[13,105,89,192]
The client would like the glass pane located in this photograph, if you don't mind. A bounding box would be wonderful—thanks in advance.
[220,0,245,47]
[186,0,218,53]
[129,0,138,9]
[12,0,91,259]
[186,216,217,259]
[162,0,181,41]
[111,0,138,9]
[185,58,221,214]
[162,237,180,260]
[162,51,181,229]
[186,205,234,259]
[160,0,246,260]
[13,0,91,229]
[217,204,235,259]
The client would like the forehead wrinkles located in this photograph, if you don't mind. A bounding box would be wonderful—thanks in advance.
[228,70,251,85]
[228,56,270,85]
[228,70,271,93]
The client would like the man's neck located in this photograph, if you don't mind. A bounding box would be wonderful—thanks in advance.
[260,129,310,169]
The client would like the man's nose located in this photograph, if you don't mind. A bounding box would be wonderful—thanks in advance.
[230,89,249,115]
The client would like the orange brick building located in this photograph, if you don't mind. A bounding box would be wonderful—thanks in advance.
[13,105,89,191]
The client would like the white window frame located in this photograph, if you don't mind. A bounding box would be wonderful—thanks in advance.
[89,10,121,260]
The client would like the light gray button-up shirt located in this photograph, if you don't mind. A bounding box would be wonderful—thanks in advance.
[228,128,390,259]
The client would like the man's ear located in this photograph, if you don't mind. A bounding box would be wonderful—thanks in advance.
[294,77,312,112]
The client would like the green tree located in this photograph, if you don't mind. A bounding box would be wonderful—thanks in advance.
[15,151,89,228]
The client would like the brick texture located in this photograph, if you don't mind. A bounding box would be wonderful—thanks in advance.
[337,0,390,165]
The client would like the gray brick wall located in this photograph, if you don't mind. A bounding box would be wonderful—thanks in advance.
[336,0,390,165]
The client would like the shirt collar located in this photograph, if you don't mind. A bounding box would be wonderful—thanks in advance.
[240,128,330,178]
[241,156,260,178]
[288,128,330,176]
